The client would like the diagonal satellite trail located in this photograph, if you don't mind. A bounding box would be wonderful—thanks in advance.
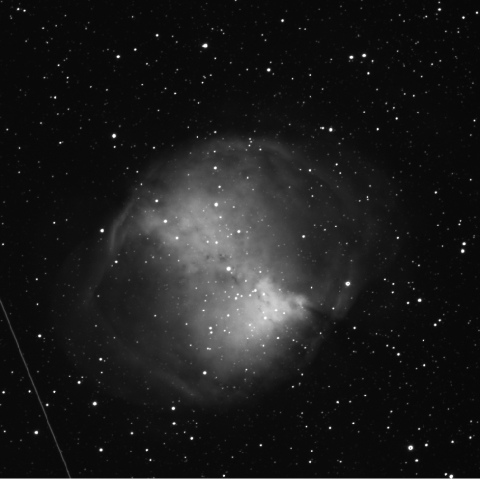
[1,299,71,478]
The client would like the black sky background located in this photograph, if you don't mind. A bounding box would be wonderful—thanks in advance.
[1,1,479,478]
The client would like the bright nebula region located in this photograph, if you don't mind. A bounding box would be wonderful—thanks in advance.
[52,137,400,408]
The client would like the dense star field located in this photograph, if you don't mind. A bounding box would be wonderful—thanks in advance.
[3,2,478,477]
[52,136,401,407]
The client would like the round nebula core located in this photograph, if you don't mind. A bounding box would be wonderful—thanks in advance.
[52,137,400,407]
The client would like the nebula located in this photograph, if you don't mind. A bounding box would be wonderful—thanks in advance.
[52,136,401,408]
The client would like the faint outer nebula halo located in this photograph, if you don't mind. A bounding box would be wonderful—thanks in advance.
[52,136,401,408]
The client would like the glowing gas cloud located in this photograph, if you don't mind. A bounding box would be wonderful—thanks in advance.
[52,136,401,407]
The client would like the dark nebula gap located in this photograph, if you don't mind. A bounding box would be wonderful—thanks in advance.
[51,137,401,408]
